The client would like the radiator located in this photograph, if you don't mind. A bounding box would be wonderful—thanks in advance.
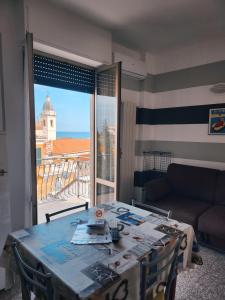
[119,101,136,203]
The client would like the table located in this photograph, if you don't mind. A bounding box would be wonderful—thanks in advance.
[0,202,195,300]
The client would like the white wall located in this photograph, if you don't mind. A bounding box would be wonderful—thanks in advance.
[0,132,10,290]
[25,0,112,65]
[0,0,26,232]
[113,42,143,61]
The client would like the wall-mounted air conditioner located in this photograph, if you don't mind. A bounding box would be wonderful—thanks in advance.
[113,52,147,80]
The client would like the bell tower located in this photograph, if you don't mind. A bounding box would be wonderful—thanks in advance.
[41,95,56,141]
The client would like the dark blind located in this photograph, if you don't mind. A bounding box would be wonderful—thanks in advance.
[97,68,116,97]
[33,54,95,94]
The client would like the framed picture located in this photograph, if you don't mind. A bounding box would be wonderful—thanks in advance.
[209,108,225,135]
[0,33,5,132]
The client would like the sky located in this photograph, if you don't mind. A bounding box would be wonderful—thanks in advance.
[34,84,90,132]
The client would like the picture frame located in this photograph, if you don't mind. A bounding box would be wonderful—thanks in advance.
[0,33,5,132]
[209,108,225,135]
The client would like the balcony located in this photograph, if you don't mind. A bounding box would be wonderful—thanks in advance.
[36,154,90,223]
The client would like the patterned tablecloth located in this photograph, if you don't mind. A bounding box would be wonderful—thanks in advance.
[0,202,195,300]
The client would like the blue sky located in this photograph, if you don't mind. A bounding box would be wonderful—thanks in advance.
[34,84,90,132]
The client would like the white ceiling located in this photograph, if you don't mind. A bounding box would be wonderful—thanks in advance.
[49,0,225,53]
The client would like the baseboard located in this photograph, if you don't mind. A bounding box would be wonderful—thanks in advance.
[198,241,225,254]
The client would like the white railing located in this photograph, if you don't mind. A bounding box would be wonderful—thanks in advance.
[36,154,90,201]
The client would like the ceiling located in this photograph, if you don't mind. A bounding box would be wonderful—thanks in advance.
[49,0,225,53]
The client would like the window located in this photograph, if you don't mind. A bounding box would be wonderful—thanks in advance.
[50,119,53,127]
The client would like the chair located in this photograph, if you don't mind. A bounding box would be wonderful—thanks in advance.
[12,242,53,300]
[140,235,182,300]
[45,202,89,223]
[131,200,172,219]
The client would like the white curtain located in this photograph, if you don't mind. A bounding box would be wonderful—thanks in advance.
[24,32,34,227]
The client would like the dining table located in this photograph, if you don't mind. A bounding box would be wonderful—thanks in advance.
[0,202,196,300]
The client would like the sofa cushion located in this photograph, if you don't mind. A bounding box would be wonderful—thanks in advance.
[150,195,211,228]
[167,163,218,204]
[145,178,171,202]
[198,205,225,239]
[215,171,225,206]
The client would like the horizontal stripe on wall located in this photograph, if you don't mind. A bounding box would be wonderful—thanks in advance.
[152,85,225,109]
[122,88,140,106]
[134,155,225,174]
[136,103,225,125]
[141,60,225,93]
[154,60,225,92]
[135,140,225,163]
[123,60,225,93]
[134,158,225,187]
[140,74,154,93]
[122,74,141,91]
[134,158,225,188]
[137,124,225,143]
[172,158,225,171]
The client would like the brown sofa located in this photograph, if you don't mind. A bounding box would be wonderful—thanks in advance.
[144,163,225,251]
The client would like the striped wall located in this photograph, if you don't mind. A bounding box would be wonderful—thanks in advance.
[119,61,225,201]
[135,60,225,179]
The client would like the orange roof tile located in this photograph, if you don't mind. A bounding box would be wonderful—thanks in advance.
[52,138,90,155]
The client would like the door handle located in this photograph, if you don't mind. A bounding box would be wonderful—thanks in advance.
[0,169,7,176]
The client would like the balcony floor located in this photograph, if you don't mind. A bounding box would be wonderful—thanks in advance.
[38,196,90,224]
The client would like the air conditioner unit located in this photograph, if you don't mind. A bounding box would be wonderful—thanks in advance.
[113,52,147,80]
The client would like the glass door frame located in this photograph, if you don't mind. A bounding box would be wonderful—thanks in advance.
[90,93,95,206]
[94,62,121,205]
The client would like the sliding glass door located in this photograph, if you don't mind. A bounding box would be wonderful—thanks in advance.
[95,63,121,204]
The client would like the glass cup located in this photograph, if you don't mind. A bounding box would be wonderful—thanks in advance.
[108,220,124,242]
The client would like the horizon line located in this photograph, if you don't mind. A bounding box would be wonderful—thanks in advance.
[57,130,90,133]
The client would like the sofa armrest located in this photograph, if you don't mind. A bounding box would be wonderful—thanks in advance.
[144,177,171,203]
[132,200,172,218]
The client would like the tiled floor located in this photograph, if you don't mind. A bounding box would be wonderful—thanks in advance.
[175,246,225,300]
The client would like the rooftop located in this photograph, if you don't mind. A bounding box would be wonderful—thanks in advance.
[52,138,90,155]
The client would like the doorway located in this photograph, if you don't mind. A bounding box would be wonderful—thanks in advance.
[31,51,121,224]
[34,84,91,223]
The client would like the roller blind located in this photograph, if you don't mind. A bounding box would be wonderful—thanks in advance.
[33,54,95,94]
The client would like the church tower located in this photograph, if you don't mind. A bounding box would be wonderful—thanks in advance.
[41,95,56,141]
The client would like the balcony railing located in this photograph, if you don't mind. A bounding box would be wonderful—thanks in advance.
[36,154,90,202]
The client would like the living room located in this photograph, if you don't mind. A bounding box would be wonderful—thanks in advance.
[0,0,225,299]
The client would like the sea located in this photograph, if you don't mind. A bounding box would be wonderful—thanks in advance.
[56,131,90,139]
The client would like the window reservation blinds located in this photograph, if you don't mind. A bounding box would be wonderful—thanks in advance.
[33,54,95,94]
